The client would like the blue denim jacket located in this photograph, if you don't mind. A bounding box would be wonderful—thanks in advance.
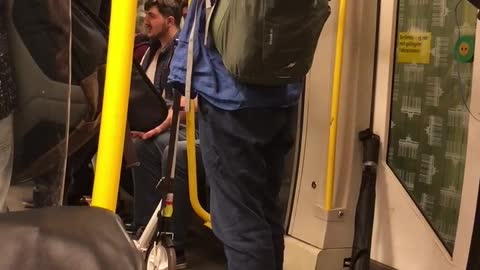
[167,0,303,110]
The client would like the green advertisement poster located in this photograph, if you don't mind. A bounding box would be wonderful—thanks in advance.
[388,0,477,253]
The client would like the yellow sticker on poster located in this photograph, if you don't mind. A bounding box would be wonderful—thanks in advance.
[397,32,432,64]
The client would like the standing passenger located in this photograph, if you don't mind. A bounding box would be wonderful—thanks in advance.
[168,1,302,269]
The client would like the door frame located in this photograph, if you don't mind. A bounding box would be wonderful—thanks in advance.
[467,181,480,270]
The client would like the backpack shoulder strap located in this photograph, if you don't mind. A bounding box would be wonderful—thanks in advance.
[185,0,215,111]
[185,0,200,111]
[204,0,216,45]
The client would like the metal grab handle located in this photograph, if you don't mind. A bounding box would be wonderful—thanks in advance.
[186,101,212,228]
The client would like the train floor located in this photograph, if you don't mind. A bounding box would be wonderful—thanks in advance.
[6,181,227,270]
[5,182,394,270]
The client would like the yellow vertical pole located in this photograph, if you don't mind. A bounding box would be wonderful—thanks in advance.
[91,0,138,211]
[325,0,348,210]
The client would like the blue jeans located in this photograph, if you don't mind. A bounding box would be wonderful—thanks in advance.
[198,98,296,270]
[0,113,13,212]
[132,126,205,250]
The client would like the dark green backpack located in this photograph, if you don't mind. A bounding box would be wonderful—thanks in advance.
[209,0,330,85]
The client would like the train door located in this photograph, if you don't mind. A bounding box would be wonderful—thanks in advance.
[284,0,379,269]
[371,1,480,269]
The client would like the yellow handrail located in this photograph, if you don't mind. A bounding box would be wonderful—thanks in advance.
[91,0,138,211]
[185,0,211,229]
[325,0,348,211]
[186,101,212,228]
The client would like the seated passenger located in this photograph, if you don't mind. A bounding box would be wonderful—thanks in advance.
[129,0,206,268]
[134,34,149,63]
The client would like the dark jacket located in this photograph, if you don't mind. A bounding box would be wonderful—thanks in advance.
[0,10,16,119]
[141,35,177,107]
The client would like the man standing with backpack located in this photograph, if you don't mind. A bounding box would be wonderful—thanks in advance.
[0,3,17,212]
[168,0,330,269]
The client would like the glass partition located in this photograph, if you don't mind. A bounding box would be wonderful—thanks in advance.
[5,0,107,209]
[7,0,73,208]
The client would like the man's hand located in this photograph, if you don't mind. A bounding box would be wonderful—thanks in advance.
[142,125,168,140]
[130,124,168,140]
[131,108,174,140]
[130,131,145,139]
[129,96,193,141]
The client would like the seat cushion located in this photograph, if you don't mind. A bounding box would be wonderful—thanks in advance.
[0,206,144,270]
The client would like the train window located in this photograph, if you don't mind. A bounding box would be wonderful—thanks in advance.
[387,0,477,254]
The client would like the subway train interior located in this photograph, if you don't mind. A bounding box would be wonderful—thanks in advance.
[0,0,479,270]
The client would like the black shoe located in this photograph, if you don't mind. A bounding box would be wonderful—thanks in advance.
[32,185,58,208]
[22,200,36,209]
[176,254,188,269]
[124,223,138,235]
[175,250,188,269]
[124,223,146,241]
